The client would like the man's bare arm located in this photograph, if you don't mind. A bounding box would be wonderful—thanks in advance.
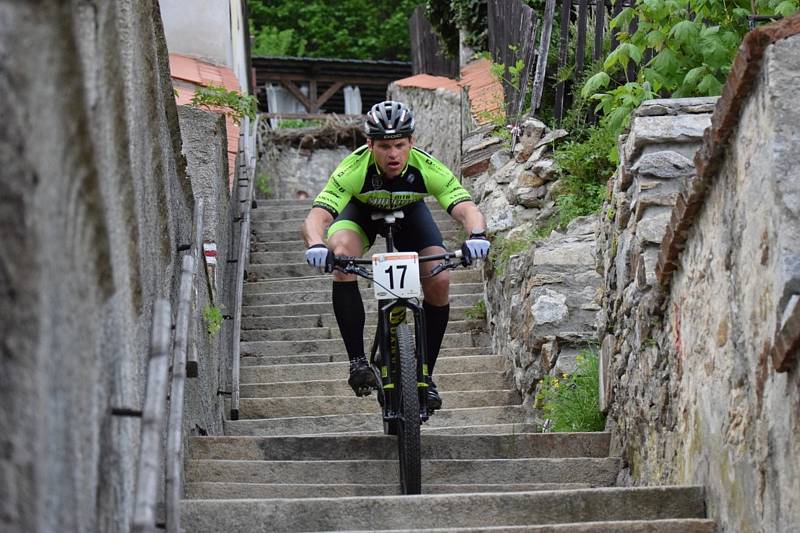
[302,207,335,247]
[450,201,486,235]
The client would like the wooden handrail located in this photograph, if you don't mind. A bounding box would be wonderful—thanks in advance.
[131,299,172,533]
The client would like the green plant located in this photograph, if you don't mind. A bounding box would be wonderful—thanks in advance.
[255,173,273,198]
[466,299,487,320]
[550,122,616,228]
[535,349,605,432]
[583,0,799,132]
[276,118,326,129]
[204,306,224,337]
[533,219,558,241]
[489,234,532,276]
[190,85,257,126]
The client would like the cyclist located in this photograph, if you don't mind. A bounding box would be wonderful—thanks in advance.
[301,100,489,411]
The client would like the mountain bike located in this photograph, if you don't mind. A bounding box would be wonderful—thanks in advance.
[330,210,468,495]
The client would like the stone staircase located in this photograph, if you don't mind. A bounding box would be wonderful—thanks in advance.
[181,198,715,531]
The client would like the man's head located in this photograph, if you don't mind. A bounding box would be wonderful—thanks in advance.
[365,101,416,178]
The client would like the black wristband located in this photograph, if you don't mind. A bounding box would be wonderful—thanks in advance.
[469,232,488,240]
[309,243,327,250]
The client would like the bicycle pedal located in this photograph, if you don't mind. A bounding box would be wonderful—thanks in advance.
[355,386,372,397]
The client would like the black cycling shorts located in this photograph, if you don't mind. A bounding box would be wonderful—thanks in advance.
[327,200,445,253]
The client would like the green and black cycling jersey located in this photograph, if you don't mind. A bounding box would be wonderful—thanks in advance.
[313,145,473,217]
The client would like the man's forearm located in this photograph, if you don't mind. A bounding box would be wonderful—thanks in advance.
[451,202,486,235]
[302,207,334,246]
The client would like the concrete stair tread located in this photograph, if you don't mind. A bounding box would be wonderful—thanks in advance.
[185,457,622,486]
[240,348,493,366]
[188,433,611,460]
[240,320,486,342]
[224,405,535,436]
[180,486,708,532]
[235,390,521,419]
[241,306,480,329]
[334,519,717,532]
[240,329,489,346]
[240,293,482,316]
[239,372,512,398]
[184,482,595,499]
[239,361,505,386]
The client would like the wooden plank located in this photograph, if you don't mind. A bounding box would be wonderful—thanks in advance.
[576,0,589,75]
[554,0,573,124]
[281,80,315,113]
[165,255,195,533]
[610,0,624,52]
[626,15,639,81]
[531,0,558,112]
[593,0,606,60]
[131,299,171,533]
[261,112,363,120]
[511,5,538,135]
[316,82,344,111]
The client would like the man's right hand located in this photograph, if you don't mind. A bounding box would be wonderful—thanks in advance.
[305,244,331,271]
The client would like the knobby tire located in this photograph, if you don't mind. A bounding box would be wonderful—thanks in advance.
[396,324,422,494]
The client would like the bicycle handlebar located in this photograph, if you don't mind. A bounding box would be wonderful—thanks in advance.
[331,250,467,278]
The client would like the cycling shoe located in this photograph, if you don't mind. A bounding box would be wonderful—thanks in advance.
[348,356,377,397]
[427,380,442,412]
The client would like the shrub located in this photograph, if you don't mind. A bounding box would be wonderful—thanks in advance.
[488,234,532,276]
[535,349,606,432]
[190,85,257,126]
[203,306,224,337]
[465,299,487,320]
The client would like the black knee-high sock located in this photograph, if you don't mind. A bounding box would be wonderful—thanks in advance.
[423,301,450,376]
[333,281,365,361]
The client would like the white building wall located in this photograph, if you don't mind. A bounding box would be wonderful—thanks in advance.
[160,0,234,69]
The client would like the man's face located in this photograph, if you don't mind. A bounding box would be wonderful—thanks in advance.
[368,137,414,179]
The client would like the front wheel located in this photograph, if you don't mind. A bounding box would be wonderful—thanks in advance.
[396,324,421,494]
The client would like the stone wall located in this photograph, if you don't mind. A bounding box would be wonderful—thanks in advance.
[598,22,800,532]
[388,83,462,172]
[462,119,602,408]
[0,3,233,531]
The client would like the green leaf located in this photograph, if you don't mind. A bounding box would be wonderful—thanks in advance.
[669,20,697,43]
[646,30,666,49]
[683,66,706,88]
[610,6,635,29]
[775,0,798,16]
[581,72,612,98]
[649,47,680,78]
[697,73,723,95]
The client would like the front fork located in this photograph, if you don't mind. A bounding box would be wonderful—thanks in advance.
[370,299,431,422]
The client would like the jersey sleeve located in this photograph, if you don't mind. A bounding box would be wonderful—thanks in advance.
[312,148,367,217]
[416,150,473,213]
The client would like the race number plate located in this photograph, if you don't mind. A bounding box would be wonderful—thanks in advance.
[372,252,421,299]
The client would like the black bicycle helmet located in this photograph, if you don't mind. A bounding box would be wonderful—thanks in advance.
[365,101,415,140]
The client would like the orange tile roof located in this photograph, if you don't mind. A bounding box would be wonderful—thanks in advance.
[169,54,242,186]
[393,59,504,126]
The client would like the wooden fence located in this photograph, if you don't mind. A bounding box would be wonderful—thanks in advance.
[487,0,636,126]
[409,6,460,78]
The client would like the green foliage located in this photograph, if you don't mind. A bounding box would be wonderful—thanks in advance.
[584,0,799,131]
[551,123,616,228]
[425,0,488,57]
[465,299,487,320]
[535,349,605,432]
[249,0,422,60]
[203,306,224,337]
[275,118,326,129]
[489,233,532,275]
[190,86,257,126]
[255,173,273,198]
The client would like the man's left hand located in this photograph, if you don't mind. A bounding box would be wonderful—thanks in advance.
[461,232,490,264]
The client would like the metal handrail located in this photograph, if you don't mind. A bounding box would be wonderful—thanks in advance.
[230,115,259,420]
[131,299,172,533]
[186,197,204,377]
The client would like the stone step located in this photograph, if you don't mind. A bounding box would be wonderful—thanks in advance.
[241,334,489,358]
[242,269,482,292]
[239,355,504,385]
[240,306,479,330]
[249,233,466,253]
[185,457,621,486]
[240,346,492,367]
[180,486,707,532]
[242,283,483,306]
[333,519,717,533]
[252,228,464,244]
[188,433,611,461]
[241,326,488,347]
[239,372,511,398]
[184,482,593,499]
[241,319,485,342]
[241,292,482,317]
[251,214,459,232]
[236,390,519,419]
[250,199,446,220]
[224,405,534,436]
